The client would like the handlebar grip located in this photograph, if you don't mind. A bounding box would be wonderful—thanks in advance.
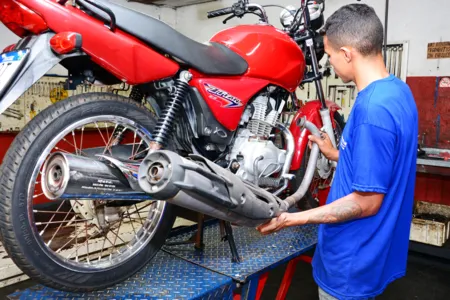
[207,7,234,18]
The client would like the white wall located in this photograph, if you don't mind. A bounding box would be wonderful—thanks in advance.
[173,0,450,120]
[174,1,384,118]
[0,0,176,75]
[1,0,448,77]
[175,1,385,43]
[175,0,450,77]
[388,0,449,76]
[111,0,177,28]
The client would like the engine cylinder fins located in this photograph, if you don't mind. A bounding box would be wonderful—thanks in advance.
[248,95,279,137]
[41,152,152,201]
[152,71,192,147]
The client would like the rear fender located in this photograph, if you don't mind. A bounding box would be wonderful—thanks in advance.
[0,32,84,115]
[289,100,341,171]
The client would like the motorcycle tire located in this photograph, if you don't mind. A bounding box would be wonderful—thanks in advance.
[0,93,176,292]
[293,111,345,210]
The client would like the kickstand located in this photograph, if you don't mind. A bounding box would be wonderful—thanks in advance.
[165,213,205,250]
[221,221,241,263]
[195,213,205,250]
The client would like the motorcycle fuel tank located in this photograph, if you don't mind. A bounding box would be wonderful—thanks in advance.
[210,24,306,92]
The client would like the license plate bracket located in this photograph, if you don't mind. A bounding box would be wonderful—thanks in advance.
[0,49,30,99]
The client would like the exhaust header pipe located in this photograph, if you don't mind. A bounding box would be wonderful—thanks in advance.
[41,152,152,201]
[282,117,323,209]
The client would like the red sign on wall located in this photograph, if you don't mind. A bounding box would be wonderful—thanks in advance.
[440,77,450,88]
[439,77,450,97]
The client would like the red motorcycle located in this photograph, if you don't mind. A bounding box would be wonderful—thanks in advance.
[0,0,343,292]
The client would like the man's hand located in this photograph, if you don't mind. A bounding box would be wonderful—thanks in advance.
[308,132,339,162]
[256,212,291,235]
[256,192,384,235]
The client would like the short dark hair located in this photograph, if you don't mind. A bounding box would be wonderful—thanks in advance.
[320,4,384,56]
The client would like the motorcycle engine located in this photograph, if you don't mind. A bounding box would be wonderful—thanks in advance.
[229,94,286,184]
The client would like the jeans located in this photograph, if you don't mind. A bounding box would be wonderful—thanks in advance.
[319,287,338,300]
[318,287,376,300]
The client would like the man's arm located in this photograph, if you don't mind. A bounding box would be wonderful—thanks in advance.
[257,118,396,235]
[257,192,383,235]
[291,191,382,225]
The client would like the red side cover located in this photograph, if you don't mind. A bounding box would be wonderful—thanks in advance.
[190,76,269,131]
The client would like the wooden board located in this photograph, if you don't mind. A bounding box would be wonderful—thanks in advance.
[427,42,450,59]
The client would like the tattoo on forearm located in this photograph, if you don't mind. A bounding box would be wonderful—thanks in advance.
[308,200,363,224]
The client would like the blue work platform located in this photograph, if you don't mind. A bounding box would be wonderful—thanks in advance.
[8,221,318,300]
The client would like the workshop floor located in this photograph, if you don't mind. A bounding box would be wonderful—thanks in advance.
[0,252,448,299]
[260,251,450,300]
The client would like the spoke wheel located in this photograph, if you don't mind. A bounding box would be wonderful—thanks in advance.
[31,115,165,270]
[0,93,175,292]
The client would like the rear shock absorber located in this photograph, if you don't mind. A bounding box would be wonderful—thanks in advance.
[151,71,192,149]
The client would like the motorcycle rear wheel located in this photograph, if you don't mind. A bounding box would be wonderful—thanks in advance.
[0,93,176,292]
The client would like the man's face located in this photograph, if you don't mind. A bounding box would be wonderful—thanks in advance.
[324,36,353,83]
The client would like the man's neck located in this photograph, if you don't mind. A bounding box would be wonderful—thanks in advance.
[353,54,390,91]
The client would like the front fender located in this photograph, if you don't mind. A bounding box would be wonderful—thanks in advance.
[289,100,341,171]
[0,32,83,115]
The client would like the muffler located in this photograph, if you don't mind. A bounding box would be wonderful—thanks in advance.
[41,152,152,201]
[138,150,284,227]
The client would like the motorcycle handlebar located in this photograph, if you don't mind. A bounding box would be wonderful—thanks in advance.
[207,7,234,18]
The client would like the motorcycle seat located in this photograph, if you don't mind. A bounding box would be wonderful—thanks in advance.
[78,0,249,76]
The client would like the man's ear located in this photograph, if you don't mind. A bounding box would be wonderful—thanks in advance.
[340,47,352,63]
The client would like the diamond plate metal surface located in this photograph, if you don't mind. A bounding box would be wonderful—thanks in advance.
[199,283,234,300]
[163,223,318,282]
[8,251,234,300]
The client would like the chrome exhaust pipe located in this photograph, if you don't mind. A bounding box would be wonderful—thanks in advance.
[41,152,152,201]
[281,117,323,210]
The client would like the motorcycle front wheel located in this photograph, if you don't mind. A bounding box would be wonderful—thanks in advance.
[0,93,176,292]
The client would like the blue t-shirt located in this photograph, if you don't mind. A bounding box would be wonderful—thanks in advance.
[312,74,418,299]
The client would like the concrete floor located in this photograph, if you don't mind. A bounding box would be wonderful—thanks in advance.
[0,251,449,299]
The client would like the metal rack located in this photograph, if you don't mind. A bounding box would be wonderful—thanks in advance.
[8,220,318,300]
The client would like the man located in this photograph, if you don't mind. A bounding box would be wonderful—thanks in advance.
[257,3,418,300]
